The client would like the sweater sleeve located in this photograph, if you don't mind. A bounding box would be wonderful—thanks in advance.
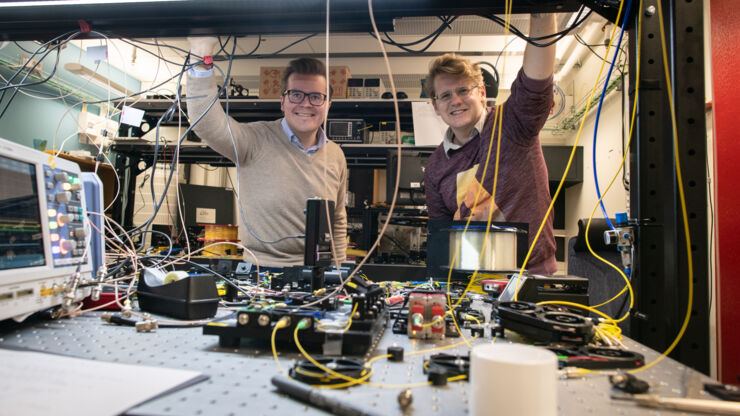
[185,73,259,164]
[503,69,554,146]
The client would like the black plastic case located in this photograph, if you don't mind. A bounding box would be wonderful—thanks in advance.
[138,273,219,320]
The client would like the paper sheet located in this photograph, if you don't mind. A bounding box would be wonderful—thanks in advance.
[411,101,448,146]
[0,348,207,416]
[120,105,145,127]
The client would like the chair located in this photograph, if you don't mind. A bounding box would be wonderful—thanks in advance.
[567,218,631,336]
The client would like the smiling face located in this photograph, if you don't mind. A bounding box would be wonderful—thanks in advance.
[432,73,486,144]
[280,73,331,147]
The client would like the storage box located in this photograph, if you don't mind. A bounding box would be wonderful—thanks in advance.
[328,66,351,99]
[259,66,351,99]
[138,273,220,320]
[259,66,285,99]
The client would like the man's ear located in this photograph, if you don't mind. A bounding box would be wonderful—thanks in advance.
[432,100,441,116]
[478,85,487,107]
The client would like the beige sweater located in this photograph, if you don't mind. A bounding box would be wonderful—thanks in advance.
[186,74,347,267]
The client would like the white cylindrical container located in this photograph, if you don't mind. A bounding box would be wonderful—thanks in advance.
[189,164,207,185]
[470,343,558,416]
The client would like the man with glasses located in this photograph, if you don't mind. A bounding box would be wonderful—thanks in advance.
[186,37,346,268]
[423,14,557,275]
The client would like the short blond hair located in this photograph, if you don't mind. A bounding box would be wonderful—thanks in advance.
[425,53,484,99]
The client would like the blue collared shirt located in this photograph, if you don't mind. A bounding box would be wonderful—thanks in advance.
[281,118,328,155]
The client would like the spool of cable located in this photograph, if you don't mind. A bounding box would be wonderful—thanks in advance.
[142,267,167,286]
[164,271,189,285]
[469,343,558,416]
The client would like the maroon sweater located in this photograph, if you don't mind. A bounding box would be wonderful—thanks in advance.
[424,69,557,275]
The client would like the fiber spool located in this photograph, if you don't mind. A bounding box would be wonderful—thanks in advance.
[203,224,238,240]
[470,343,558,416]
[449,226,518,271]
[202,242,238,257]
[200,224,239,257]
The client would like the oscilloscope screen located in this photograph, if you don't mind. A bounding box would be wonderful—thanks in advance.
[0,155,45,270]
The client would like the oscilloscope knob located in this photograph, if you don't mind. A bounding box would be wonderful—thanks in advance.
[59,239,74,252]
[55,191,72,203]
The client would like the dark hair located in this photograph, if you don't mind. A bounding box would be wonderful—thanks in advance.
[281,57,333,97]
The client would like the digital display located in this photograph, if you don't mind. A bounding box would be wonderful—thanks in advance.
[0,155,45,270]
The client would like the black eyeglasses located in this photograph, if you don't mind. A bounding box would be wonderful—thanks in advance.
[282,89,328,106]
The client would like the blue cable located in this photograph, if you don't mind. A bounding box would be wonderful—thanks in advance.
[591,0,633,231]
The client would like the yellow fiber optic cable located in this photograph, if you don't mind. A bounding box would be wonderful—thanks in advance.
[515,0,628,301]
[271,317,290,376]
[295,319,478,389]
[630,0,693,374]
[530,0,642,327]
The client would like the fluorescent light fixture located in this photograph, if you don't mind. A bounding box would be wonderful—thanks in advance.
[0,0,180,6]
[64,62,134,96]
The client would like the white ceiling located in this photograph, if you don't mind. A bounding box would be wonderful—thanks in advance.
[70,13,611,97]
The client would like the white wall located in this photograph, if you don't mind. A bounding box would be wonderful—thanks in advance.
[553,28,631,242]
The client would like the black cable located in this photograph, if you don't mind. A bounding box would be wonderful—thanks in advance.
[132,56,193,250]
[123,34,269,248]
[574,33,628,74]
[621,62,629,190]
[0,32,78,121]
[391,294,409,332]
[381,234,411,256]
[133,175,149,219]
[104,34,294,249]
[378,15,452,47]
[494,36,518,70]
[126,36,247,249]
[216,36,234,57]
[481,6,592,48]
[706,150,714,315]
[137,229,175,264]
[145,254,255,299]
[115,70,201,239]
[369,16,458,54]
[223,33,316,60]
[104,310,236,328]
[13,40,44,55]
[240,34,263,57]
[219,40,306,246]
[0,33,75,92]
[84,65,193,105]
[115,37,191,66]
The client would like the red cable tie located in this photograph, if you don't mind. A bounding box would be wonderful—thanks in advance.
[203,56,214,66]
[77,20,91,34]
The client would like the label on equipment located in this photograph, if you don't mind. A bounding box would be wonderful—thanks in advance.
[195,207,216,224]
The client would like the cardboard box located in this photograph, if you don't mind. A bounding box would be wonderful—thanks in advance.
[259,66,351,99]
[328,66,351,99]
[259,66,285,99]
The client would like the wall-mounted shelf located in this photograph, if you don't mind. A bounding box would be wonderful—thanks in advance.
[115,98,417,134]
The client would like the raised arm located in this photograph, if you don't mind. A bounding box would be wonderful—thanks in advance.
[522,14,557,80]
[188,36,219,68]
[186,36,256,164]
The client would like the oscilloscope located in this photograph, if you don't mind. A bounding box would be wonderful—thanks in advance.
[0,136,99,322]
